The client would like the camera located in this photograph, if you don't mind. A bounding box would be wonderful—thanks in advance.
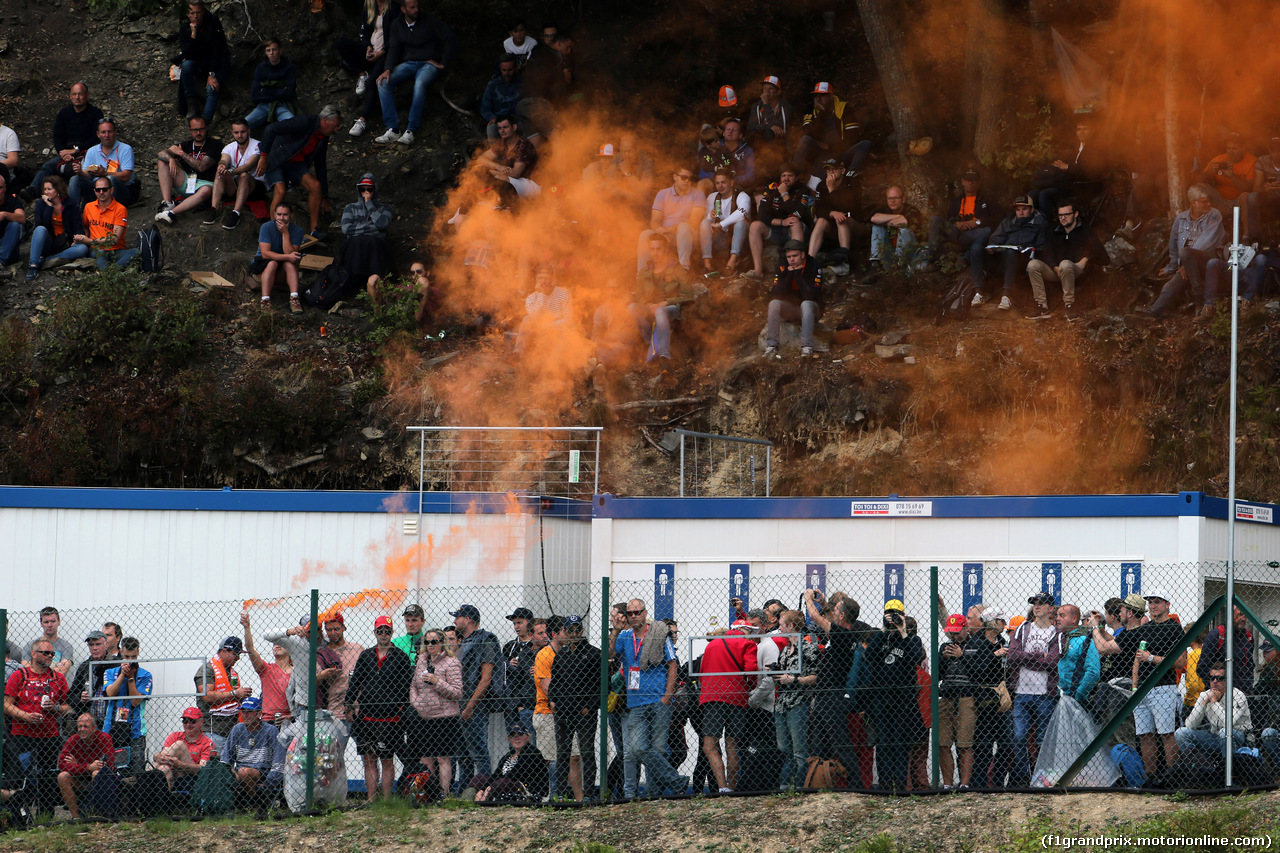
[883,612,903,629]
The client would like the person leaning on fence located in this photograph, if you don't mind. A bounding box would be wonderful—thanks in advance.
[220,696,285,807]
[56,712,114,820]
[698,618,759,793]
[101,636,152,777]
[408,627,464,801]
[801,588,863,786]
[153,707,215,792]
[548,615,601,802]
[348,615,412,801]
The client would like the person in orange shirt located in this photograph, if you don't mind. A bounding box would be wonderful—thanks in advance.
[78,178,138,268]
[1191,132,1256,217]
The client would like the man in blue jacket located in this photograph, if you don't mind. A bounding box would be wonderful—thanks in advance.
[1055,604,1100,704]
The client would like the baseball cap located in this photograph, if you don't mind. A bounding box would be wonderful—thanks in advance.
[884,599,905,613]
[84,630,107,642]
[782,238,806,253]
[374,615,393,630]
[598,143,615,157]
[507,607,534,621]
[1122,593,1148,613]
[319,104,342,121]
[730,618,754,632]
[1013,195,1034,207]
[564,615,584,630]
[1028,592,1055,605]
[181,707,202,721]
[718,85,737,108]
[821,158,843,170]
[324,612,345,625]
[356,176,375,190]
[451,604,481,622]
[982,607,1008,624]
[761,75,780,88]
[403,604,425,619]
[1143,588,1172,603]
[944,614,967,633]
[240,696,262,712]
[507,722,530,736]
[812,81,832,95]
[1008,615,1025,630]
[961,168,979,179]
[220,636,244,655]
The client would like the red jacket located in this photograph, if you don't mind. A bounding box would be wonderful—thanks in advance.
[58,731,115,776]
[698,632,758,707]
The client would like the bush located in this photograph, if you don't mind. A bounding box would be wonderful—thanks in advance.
[0,316,38,405]
[360,276,421,346]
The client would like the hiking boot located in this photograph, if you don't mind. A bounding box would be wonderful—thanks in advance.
[222,210,242,230]
[202,207,222,227]
[971,291,986,307]
[998,295,1012,310]
[1025,304,1052,320]
[290,294,303,314]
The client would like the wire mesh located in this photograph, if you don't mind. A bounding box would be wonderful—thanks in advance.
[408,426,602,500]
[3,561,1280,826]
[675,429,772,497]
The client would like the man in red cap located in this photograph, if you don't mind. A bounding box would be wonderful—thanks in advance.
[795,82,868,176]
[937,613,977,789]
[347,616,411,801]
[323,611,363,727]
[153,707,216,791]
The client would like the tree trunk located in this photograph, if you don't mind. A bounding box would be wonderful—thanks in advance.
[963,0,1006,162]
[1163,12,1184,217]
[853,0,926,169]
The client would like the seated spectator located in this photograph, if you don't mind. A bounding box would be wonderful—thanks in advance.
[1025,200,1107,320]
[175,0,230,122]
[1239,248,1280,305]
[154,708,215,791]
[25,176,85,281]
[374,0,458,147]
[203,119,265,230]
[503,19,537,65]
[0,172,26,276]
[547,30,576,105]
[481,56,522,141]
[517,263,572,351]
[1140,184,1224,320]
[255,107,341,240]
[868,185,927,274]
[1031,117,1109,220]
[721,118,756,189]
[763,239,824,357]
[154,116,223,227]
[479,116,539,205]
[638,167,705,273]
[69,118,139,209]
[695,125,734,194]
[80,178,139,269]
[1174,663,1280,770]
[1246,136,1280,241]
[744,164,811,281]
[221,697,284,805]
[928,168,997,296]
[581,134,653,209]
[700,167,751,276]
[245,37,298,132]
[341,0,402,138]
[795,82,869,176]
[1190,132,1255,217]
[56,713,114,820]
[411,258,441,331]
[252,202,306,313]
[808,158,863,277]
[0,112,21,188]
[343,174,394,303]
[466,723,547,802]
[982,195,1048,311]
[631,233,694,362]
[22,83,103,201]
[101,636,152,778]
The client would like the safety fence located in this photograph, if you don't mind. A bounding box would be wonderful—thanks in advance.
[2,562,1280,828]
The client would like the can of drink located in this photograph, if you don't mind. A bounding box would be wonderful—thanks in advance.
[1139,640,1148,652]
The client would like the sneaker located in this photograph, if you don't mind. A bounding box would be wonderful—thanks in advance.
[971,291,986,307]
[202,207,222,227]
[374,128,401,144]
[1197,304,1216,321]
[998,295,1012,311]
[25,266,38,282]
[1025,305,1052,320]
[290,294,303,314]
[741,269,764,281]
[355,73,368,96]
[157,199,175,214]
[828,261,850,276]
[763,345,778,357]
[397,129,415,146]
[222,209,242,230]
[1065,305,1081,321]
[349,117,366,138]
[800,346,814,357]
[154,209,175,226]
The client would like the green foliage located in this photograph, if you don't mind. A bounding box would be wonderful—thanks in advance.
[0,316,39,403]
[360,276,421,346]
[985,98,1055,186]
[85,0,168,14]
[350,376,388,413]
[232,370,344,449]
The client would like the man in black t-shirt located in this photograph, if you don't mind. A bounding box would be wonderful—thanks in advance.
[154,116,223,226]
[803,588,861,783]
[1123,589,1184,777]
[23,83,105,201]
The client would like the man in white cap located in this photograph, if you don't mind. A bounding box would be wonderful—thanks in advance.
[794,82,868,176]
[1118,588,1184,778]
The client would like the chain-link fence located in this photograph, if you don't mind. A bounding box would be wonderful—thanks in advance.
[3,562,1279,826]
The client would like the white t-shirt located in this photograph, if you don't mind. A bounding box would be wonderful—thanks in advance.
[0,125,20,161]
[221,138,266,184]
[502,36,537,61]
[1018,622,1058,695]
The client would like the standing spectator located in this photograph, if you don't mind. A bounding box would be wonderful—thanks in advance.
[22,83,103,200]
[1006,592,1060,787]
[928,168,998,298]
[203,119,264,230]
[1056,604,1101,705]
[1025,200,1107,321]
[744,164,811,281]
[100,624,123,660]
[221,697,284,805]
[176,0,230,122]
[154,116,223,227]
[1142,184,1225,320]
[5,639,73,783]
[864,601,925,791]
[502,607,537,737]
[323,612,363,728]
[393,603,427,665]
[531,618,560,795]
[1116,590,1185,778]
[1199,605,1254,693]
[968,608,1010,788]
[937,613,976,789]
[264,620,343,723]
[982,195,1047,311]
[255,108,342,240]
[698,620,758,793]
[24,607,75,675]
[67,631,112,732]
[101,636,151,778]
[700,167,751,277]
[194,635,252,752]
[610,599,686,798]
[25,176,85,280]
[375,0,458,146]
[348,616,412,801]
[241,611,292,724]
[69,119,139,209]
[252,202,306,313]
[763,239,824,358]
[339,0,403,138]
[801,590,862,785]
[771,609,816,790]
[153,708,216,791]
[55,713,114,820]
[549,615,600,802]
[0,173,27,276]
[408,628,463,801]
[245,37,298,131]
[454,604,506,781]
[638,167,705,273]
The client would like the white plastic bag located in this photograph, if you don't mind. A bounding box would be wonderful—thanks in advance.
[1032,695,1119,787]
[279,710,349,812]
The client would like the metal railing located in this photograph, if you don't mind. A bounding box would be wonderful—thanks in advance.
[408,426,602,500]
[675,429,772,497]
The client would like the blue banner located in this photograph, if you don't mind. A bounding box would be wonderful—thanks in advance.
[653,563,675,621]
[885,563,904,605]
[962,563,983,615]
[805,564,826,629]
[1041,563,1062,605]
[729,563,750,625]
[1121,562,1142,599]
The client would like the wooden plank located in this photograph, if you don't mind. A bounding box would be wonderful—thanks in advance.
[189,270,235,288]
[299,254,333,271]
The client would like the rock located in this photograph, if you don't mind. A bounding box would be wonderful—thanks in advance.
[875,344,917,360]
[879,330,909,346]
[274,343,290,353]
[361,427,385,440]
[340,308,363,319]
[55,374,71,386]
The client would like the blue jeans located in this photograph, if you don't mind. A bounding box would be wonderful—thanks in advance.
[245,102,296,131]
[1174,726,1247,757]
[773,703,809,789]
[629,303,680,362]
[621,701,682,797]
[94,247,138,269]
[1150,246,1214,315]
[0,220,21,266]
[378,61,441,132]
[928,218,991,290]
[1010,693,1057,785]
[28,226,91,268]
[870,225,926,271]
[180,59,226,121]
[461,712,491,778]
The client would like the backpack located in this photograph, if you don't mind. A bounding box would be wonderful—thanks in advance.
[1111,743,1146,787]
[136,225,164,272]
[937,271,977,320]
[190,756,235,815]
[300,263,351,309]
[802,756,847,790]
[84,766,121,820]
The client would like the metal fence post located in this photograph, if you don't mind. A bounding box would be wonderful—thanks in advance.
[306,589,318,811]
[599,577,611,803]
[929,567,940,791]
[0,609,6,788]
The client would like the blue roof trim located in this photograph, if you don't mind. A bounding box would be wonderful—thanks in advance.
[0,487,593,519]
[591,491,1270,521]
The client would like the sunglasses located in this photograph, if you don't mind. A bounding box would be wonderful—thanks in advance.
[626,609,645,616]
[374,628,392,635]
[33,649,54,655]
[94,187,112,193]
[1209,675,1225,682]
[424,639,441,646]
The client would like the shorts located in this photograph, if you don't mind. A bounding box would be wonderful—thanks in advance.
[532,713,556,760]
[700,701,746,741]
[937,695,975,749]
[264,160,310,190]
[1133,683,1179,736]
[404,714,462,758]
[767,224,807,245]
[355,718,403,758]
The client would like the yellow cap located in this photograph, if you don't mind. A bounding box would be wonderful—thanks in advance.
[884,599,905,613]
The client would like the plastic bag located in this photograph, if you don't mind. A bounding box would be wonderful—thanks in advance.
[280,710,349,812]
[1031,695,1119,787]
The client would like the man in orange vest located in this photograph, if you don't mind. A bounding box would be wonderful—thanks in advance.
[193,636,253,752]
